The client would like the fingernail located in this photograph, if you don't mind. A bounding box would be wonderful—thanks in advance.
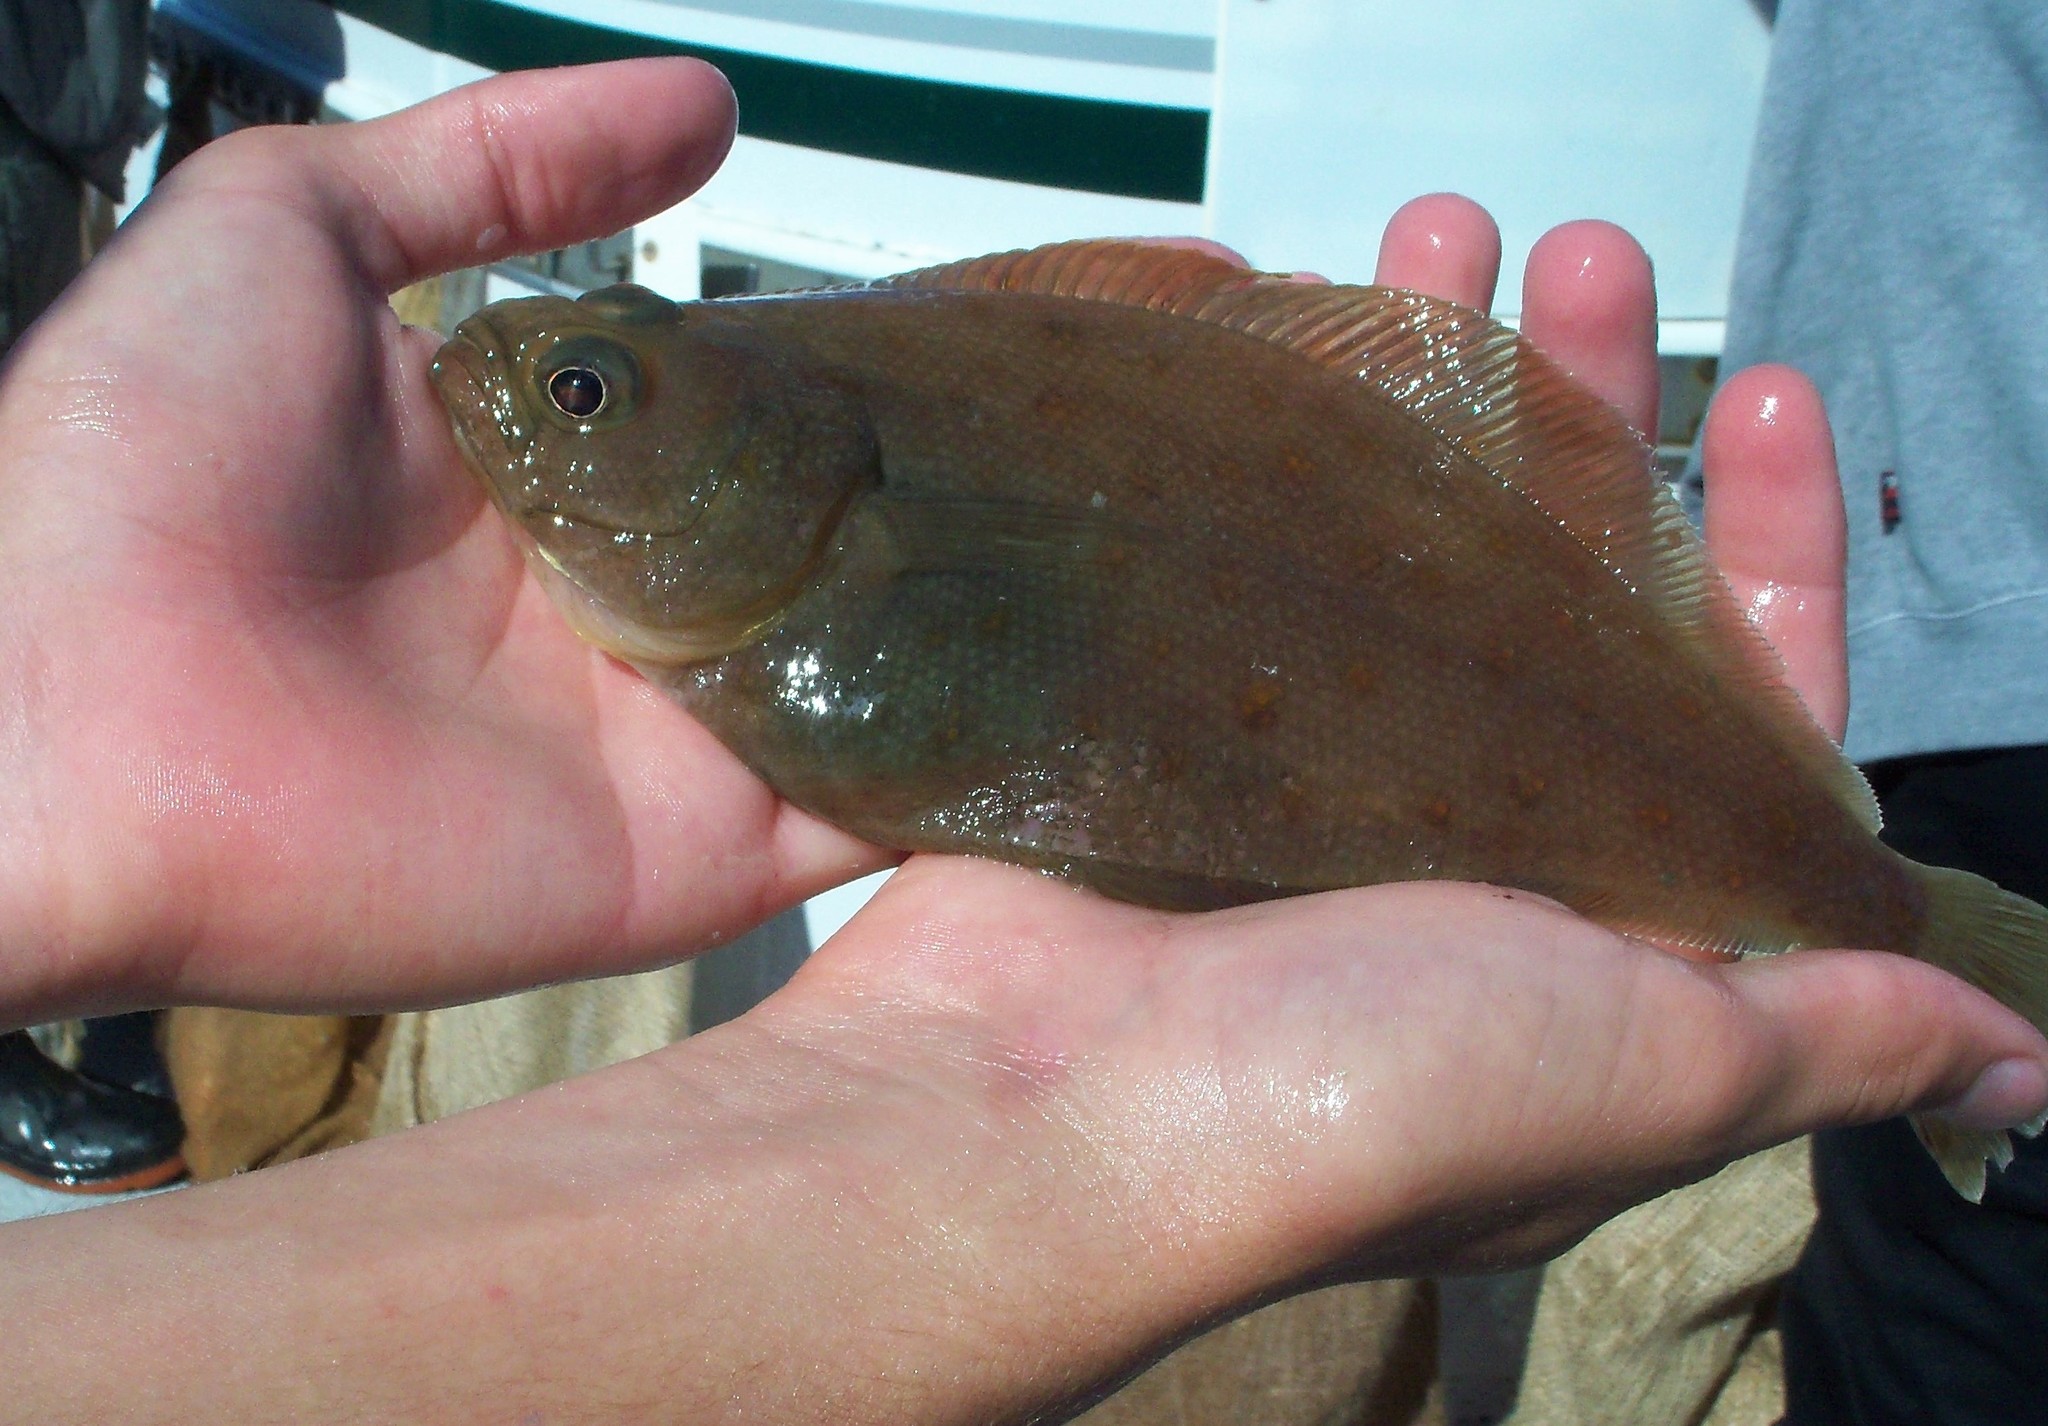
[1934,1059,2048,1133]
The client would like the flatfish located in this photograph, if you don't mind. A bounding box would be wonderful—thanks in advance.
[432,240,2048,1197]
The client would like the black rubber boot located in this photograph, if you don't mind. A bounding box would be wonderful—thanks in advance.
[0,1030,185,1193]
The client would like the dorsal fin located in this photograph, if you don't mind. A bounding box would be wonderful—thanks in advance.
[877,240,1879,833]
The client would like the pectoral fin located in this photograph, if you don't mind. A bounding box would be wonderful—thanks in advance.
[872,491,1152,577]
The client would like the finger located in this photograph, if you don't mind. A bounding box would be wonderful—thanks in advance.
[1699,365,1849,738]
[1374,194,1501,309]
[1719,949,2048,1148]
[311,58,735,292]
[1519,220,1659,437]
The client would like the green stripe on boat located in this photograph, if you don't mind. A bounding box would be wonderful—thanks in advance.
[332,0,1210,202]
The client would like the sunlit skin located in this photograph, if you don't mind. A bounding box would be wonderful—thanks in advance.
[0,59,2042,1425]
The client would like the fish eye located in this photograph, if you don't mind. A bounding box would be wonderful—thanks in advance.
[530,333,642,427]
[547,366,607,419]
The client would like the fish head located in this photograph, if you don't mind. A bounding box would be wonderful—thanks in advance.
[431,283,879,666]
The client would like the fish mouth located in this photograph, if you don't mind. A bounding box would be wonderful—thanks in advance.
[429,316,495,411]
[429,324,520,490]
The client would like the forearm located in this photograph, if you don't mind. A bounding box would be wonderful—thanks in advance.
[0,1008,1251,1425]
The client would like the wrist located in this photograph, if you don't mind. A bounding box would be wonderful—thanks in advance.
[729,997,1219,1419]
[0,756,184,1030]
[0,702,108,1029]
[2,879,1429,1426]
[751,951,1399,1399]
[3,994,1265,1425]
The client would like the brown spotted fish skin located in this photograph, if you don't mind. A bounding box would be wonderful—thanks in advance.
[432,241,2048,1198]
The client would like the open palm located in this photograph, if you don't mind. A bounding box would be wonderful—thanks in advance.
[0,60,893,1017]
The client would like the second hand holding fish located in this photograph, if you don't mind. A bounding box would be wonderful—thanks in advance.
[725,212,2045,1273]
[438,217,2048,1197]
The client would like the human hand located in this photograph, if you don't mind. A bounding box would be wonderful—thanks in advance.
[737,201,2047,1298]
[0,59,892,1022]
[1376,194,1846,737]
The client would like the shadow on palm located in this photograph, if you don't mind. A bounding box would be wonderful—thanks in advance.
[0,68,883,1016]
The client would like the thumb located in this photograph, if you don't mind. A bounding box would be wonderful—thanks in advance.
[1720,949,2048,1150]
[181,57,736,295]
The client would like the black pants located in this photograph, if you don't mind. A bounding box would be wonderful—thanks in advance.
[1781,745,2048,1424]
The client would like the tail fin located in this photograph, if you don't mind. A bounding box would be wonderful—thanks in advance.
[1905,864,2048,1201]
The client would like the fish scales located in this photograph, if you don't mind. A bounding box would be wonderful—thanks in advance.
[679,289,1893,937]
[431,239,2048,1197]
